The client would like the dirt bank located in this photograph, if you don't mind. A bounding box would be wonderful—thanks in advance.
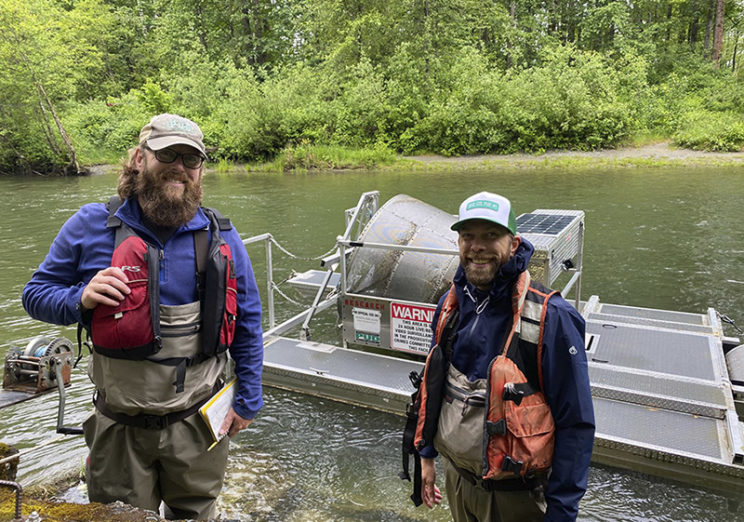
[405,142,744,167]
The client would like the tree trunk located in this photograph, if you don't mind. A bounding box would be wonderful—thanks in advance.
[732,30,739,73]
[36,82,82,174]
[712,0,725,66]
[704,0,714,57]
[36,98,62,156]
[506,2,516,70]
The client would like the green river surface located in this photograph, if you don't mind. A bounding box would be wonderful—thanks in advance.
[1,164,743,520]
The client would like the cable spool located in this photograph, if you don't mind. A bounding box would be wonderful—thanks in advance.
[39,337,74,358]
[22,337,53,357]
[3,336,75,394]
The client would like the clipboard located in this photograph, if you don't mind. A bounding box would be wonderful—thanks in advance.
[199,378,237,450]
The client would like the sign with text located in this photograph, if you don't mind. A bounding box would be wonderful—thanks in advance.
[390,302,436,354]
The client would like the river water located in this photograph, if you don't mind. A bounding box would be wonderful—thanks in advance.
[1,165,743,520]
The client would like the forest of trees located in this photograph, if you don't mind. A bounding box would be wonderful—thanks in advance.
[2,0,744,174]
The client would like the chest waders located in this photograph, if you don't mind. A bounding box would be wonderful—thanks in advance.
[84,196,238,426]
[400,271,557,505]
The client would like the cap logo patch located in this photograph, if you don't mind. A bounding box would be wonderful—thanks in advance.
[166,118,197,135]
[466,200,500,212]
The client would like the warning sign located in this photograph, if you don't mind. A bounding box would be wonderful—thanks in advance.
[391,302,436,354]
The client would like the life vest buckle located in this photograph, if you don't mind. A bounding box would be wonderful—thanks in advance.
[501,455,523,475]
[486,418,507,436]
[502,382,524,405]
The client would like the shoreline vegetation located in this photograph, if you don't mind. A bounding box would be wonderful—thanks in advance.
[240,141,744,173]
[83,141,744,177]
[5,1,744,177]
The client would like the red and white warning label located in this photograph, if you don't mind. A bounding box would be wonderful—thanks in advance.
[390,302,436,354]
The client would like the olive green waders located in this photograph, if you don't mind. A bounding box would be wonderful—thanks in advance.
[443,459,546,522]
[83,409,229,520]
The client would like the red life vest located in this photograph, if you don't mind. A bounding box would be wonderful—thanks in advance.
[89,197,237,363]
[406,272,557,490]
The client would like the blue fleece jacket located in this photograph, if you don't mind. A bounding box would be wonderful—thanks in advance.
[22,197,264,420]
[421,239,595,521]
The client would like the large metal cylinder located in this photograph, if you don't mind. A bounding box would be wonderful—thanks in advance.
[346,194,459,304]
[727,344,744,385]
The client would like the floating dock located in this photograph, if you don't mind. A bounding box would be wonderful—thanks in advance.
[251,192,744,493]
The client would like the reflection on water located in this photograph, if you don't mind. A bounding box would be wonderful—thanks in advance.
[1,166,743,520]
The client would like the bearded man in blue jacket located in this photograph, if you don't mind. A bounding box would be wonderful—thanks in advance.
[416,192,595,521]
[23,114,263,520]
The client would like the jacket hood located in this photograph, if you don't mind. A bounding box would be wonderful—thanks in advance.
[454,237,534,300]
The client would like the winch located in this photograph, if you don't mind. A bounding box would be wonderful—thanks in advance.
[2,336,74,396]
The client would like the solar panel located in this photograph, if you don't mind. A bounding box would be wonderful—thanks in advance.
[517,213,575,235]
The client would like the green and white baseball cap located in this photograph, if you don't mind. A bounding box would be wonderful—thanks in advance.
[451,191,517,235]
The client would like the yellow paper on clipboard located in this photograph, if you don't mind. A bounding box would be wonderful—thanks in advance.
[199,378,236,449]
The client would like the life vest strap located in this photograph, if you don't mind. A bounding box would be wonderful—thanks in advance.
[501,455,523,475]
[400,372,424,507]
[148,354,213,393]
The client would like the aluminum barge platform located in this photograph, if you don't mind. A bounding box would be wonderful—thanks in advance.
[248,192,744,493]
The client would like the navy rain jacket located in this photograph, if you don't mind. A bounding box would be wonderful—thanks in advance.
[421,238,595,521]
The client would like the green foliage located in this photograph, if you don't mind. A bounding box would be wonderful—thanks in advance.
[259,143,397,171]
[673,111,744,152]
[4,0,744,174]
[403,45,635,155]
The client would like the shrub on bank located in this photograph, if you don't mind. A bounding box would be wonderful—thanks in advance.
[49,44,744,170]
[403,46,635,155]
[673,110,744,152]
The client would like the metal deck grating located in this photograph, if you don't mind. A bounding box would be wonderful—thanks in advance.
[594,397,725,460]
[586,321,717,381]
[264,337,421,395]
[587,312,714,335]
[589,365,728,412]
[599,303,707,326]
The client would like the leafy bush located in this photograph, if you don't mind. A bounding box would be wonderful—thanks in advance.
[403,45,635,155]
[673,110,744,151]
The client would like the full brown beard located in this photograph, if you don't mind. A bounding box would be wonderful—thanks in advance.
[136,163,202,227]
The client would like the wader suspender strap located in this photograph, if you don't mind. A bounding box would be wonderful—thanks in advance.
[159,207,232,392]
[152,226,208,393]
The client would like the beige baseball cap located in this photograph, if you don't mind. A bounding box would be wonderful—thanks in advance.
[139,114,206,156]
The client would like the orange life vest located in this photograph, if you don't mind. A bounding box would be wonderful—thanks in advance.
[413,271,557,481]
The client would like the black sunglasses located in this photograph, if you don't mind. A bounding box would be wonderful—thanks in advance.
[145,146,205,169]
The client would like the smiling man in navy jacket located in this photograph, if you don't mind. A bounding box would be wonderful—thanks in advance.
[414,192,595,521]
[23,114,263,520]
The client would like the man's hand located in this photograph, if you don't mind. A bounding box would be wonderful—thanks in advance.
[219,407,254,438]
[421,457,442,509]
[81,267,131,310]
